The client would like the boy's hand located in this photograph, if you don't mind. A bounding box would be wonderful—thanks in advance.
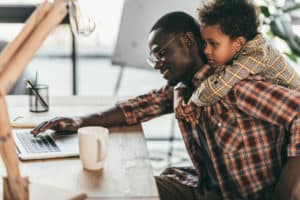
[189,84,206,107]
[175,100,201,125]
[173,84,201,125]
[175,100,192,119]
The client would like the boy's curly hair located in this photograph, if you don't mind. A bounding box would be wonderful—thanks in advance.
[198,0,259,41]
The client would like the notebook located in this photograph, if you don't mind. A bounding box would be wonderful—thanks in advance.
[12,129,79,160]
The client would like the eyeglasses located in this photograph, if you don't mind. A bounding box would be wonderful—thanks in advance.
[146,34,180,68]
[68,0,96,37]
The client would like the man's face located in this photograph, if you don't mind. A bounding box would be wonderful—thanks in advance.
[148,29,197,86]
[201,25,239,67]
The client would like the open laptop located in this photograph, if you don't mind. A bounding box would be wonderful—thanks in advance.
[12,129,79,160]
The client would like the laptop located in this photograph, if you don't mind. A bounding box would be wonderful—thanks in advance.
[12,129,79,160]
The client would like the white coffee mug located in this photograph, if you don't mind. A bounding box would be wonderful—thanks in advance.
[78,126,109,171]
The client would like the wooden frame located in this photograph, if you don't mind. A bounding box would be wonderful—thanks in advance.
[0,1,84,199]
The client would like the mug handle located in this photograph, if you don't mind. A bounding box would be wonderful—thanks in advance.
[96,136,107,163]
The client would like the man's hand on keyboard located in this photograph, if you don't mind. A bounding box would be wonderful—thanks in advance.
[31,117,82,135]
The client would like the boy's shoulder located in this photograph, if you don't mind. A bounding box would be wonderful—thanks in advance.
[245,33,266,49]
[239,33,267,56]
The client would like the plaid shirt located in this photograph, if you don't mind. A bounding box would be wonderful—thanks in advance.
[117,65,300,199]
[191,33,300,106]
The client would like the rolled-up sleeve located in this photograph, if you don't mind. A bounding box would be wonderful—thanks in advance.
[289,116,300,156]
[117,86,174,125]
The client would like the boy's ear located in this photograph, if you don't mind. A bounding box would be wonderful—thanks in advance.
[182,32,195,48]
[235,36,246,52]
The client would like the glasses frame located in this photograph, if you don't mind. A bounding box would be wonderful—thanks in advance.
[146,34,181,68]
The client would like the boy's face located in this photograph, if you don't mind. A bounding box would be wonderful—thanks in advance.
[201,25,240,67]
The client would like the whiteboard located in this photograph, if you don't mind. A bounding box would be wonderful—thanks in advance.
[112,0,201,69]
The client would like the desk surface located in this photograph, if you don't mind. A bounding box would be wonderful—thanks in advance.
[1,95,159,199]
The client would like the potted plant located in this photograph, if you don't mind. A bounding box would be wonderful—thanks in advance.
[260,0,300,62]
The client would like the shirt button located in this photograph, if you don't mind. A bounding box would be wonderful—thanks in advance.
[218,122,222,127]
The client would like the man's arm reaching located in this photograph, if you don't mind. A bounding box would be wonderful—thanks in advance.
[31,86,174,135]
[31,106,127,135]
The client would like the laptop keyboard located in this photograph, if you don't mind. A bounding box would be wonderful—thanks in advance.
[15,130,61,153]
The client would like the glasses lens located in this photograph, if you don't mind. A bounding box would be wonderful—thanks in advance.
[147,34,177,68]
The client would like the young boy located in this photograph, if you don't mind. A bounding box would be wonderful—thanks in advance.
[187,0,300,108]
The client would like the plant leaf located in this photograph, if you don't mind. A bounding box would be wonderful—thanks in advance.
[260,6,271,17]
[284,52,298,62]
[283,4,300,13]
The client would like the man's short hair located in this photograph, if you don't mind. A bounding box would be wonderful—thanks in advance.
[150,11,206,62]
[198,0,259,41]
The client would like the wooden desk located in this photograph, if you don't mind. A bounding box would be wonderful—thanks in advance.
[1,95,159,199]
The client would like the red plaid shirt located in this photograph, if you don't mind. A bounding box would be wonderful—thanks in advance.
[117,65,300,199]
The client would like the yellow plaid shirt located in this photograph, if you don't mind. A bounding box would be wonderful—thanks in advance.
[192,33,300,105]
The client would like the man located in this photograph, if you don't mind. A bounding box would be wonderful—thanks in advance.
[31,12,300,199]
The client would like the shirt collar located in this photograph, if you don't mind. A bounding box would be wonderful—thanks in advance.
[239,33,265,55]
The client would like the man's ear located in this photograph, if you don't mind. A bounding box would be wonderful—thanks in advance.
[234,36,246,52]
[182,32,195,48]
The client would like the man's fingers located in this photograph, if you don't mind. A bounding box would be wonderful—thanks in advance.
[31,119,60,135]
[31,121,48,135]
[39,120,55,132]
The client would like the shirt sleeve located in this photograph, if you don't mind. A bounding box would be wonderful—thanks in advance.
[116,86,173,125]
[160,166,200,188]
[289,116,300,156]
[234,80,300,157]
[192,49,265,106]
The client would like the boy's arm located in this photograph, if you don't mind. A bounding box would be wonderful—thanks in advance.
[190,51,265,106]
